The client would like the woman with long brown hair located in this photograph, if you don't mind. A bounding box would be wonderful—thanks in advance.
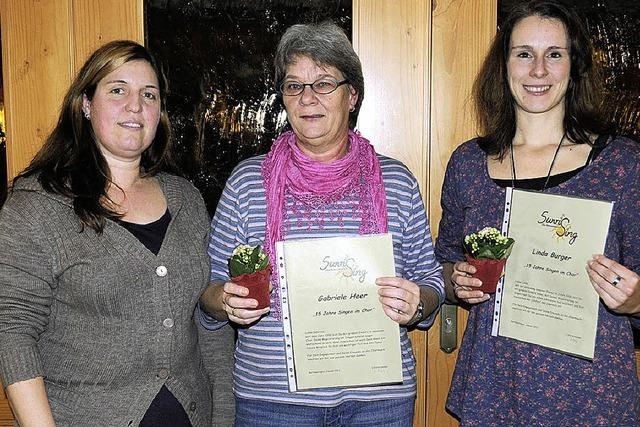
[0,40,232,426]
[436,1,639,424]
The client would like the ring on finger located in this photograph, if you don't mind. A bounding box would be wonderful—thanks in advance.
[452,280,464,293]
[231,307,236,317]
[611,276,621,287]
[452,273,465,288]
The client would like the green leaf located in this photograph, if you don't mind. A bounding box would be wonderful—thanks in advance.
[492,242,508,256]
[229,258,251,277]
[502,240,515,259]
[476,247,498,259]
[250,246,260,265]
[257,255,269,270]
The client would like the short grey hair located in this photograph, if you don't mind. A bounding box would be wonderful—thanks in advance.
[274,21,364,129]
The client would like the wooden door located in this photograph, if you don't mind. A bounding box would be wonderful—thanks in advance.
[426,2,496,425]
[353,2,432,422]
[354,1,496,425]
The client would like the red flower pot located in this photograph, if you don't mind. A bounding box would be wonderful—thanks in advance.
[464,255,507,294]
[232,267,272,309]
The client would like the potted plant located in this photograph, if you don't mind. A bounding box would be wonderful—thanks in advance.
[463,227,515,293]
[228,244,271,309]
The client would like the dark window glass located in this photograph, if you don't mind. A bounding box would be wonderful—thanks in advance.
[145,0,352,213]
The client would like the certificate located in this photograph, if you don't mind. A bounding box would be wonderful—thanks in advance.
[276,234,402,391]
[492,188,613,359]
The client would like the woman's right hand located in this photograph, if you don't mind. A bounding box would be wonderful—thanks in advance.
[220,281,270,325]
[451,261,490,304]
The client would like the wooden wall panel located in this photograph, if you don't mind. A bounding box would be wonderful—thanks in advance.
[0,387,10,427]
[71,0,144,70]
[353,1,431,425]
[0,0,73,180]
[426,1,496,426]
[428,0,496,234]
[353,0,430,184]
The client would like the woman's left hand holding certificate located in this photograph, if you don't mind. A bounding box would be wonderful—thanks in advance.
[586,254,640,316]
[376,277,421,325]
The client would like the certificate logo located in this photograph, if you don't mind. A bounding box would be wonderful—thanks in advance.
[320,256,367,283]
[537,211,578,245]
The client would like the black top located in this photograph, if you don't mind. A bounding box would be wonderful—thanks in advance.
[118,208,171,255]
[492,134,609,190]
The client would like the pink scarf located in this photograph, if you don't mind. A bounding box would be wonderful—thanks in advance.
[261,130,388,319]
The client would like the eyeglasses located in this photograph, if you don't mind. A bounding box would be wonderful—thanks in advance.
[279,78,349,96]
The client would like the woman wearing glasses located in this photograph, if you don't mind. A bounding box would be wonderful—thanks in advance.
[198,22,444,426]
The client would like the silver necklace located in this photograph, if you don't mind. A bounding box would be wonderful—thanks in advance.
[510,132,566,191]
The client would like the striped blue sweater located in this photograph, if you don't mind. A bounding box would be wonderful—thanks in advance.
[200,153,444,406]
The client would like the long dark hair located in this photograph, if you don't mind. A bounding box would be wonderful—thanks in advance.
[474,0,610,158]
[15,40,178,233]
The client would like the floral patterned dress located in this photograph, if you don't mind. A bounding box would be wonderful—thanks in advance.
[435,136,640,426]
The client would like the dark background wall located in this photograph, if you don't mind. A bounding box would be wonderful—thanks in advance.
[145,0,351,213]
